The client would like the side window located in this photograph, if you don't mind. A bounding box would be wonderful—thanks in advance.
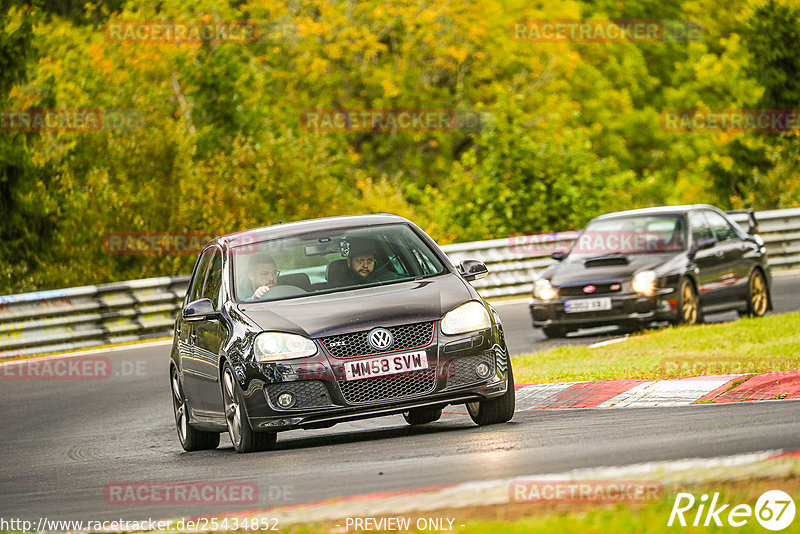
[690,213,714,243]
[186,249,213,304]
[202,249,223,309]
[704,211,737,242]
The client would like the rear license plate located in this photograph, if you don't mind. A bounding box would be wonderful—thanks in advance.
[344,351,428,381]
[564,297,612,313]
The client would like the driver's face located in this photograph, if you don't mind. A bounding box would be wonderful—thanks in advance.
[249,262,278,288]
[348,254,376,278]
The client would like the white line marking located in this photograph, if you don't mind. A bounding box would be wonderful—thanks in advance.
[597,378,731,407]
[0,339,172,367]
[589,336,629,348]
[515,382,580,410]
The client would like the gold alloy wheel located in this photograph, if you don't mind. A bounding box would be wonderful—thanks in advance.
[681,280,698,325]
[749,271,768,316]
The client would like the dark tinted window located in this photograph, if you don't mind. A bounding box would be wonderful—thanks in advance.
[187,249,213,303]
[690,213,714,242]
[202,249,223,308]
[232,223,447,302]
[704,211,737,242]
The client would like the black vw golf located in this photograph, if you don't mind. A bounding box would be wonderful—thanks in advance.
[170,215,514,453]
[529,205,772,337]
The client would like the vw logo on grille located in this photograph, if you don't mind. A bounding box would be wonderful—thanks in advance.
[368,328,393,351]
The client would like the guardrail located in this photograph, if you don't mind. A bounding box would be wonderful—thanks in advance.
[1,207,798,358]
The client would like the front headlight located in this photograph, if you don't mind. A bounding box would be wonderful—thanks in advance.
[254,332,318,362]
[534,279,559,300]
[441,301,491,335]
[631,270,658,296]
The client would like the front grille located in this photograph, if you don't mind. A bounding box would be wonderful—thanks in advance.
[559,283,623,297]
[320,321,435,358]
[337,368,437,404]
[264,381,332,410]
[444,351,495,389]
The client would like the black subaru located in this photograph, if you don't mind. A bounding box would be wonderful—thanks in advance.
[529,205,772,337]
[170,214,514,453]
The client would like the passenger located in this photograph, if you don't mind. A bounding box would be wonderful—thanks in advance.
[244,253,280,300]
[345,240,399,284]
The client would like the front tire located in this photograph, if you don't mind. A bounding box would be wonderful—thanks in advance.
[673,278,702,326]
[741,269,769,318]
[466,362,515,426]
[171,367,220,452]
[221,363,276,453]
[403,406,443,425]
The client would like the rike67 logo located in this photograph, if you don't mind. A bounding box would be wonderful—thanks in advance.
[668,490,796,531]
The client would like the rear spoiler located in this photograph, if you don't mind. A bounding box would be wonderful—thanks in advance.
[726,209,758,234]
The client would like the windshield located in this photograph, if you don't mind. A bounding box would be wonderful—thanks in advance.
[565,215,687,262]
[232,223,447,302]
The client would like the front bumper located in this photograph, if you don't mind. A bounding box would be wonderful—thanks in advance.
[530,291,677,330]
[232,325,510,431]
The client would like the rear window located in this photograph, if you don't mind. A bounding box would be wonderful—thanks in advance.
[232,224,447,302]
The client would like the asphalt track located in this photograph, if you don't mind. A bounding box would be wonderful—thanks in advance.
[0,272,798,523]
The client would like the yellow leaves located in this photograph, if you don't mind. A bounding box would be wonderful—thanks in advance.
[381,79,400,98]
[310,57,329,75]
[446,45,468,63]
[347,146,361,163]
[326,42,343,60]
[89,44,104,62]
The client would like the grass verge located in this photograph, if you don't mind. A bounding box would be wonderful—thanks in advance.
[512,312,800,383]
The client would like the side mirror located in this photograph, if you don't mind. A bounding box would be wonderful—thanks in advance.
[458,260,489,282]
[689,237,716,258]
[697,237,716,250]
[182,298,220,322]
[551,251,567,261]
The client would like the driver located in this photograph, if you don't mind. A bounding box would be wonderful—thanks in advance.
[246,253,279,300]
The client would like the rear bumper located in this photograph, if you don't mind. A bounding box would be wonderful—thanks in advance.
[530,291,677,330]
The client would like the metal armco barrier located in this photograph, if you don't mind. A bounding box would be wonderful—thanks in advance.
[0,277,189,359]
[1,207,799,358]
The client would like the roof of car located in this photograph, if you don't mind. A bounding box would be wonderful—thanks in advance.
[592,204,721,221]
[217,214,412,248]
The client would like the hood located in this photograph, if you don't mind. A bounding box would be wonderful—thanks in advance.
[237,274,474,338]
[548,252,680,286]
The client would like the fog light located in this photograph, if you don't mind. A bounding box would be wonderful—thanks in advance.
[277,392,295,409]
[476,362,491,379]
